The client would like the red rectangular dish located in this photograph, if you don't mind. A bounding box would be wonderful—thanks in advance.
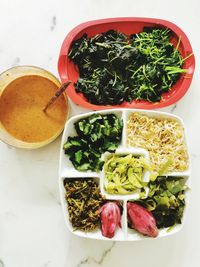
[58,17,195,110]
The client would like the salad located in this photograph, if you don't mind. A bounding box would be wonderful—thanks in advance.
[68,27,191,105]
[62,111,189,239]
[104,154,148,195]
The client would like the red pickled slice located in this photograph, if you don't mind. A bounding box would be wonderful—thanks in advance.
[100,202,121,238]
[127,202,158,238]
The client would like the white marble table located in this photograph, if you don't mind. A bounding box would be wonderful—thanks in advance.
[0,0,199,266]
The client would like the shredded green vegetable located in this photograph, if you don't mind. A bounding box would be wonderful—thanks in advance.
[104,154,149,194]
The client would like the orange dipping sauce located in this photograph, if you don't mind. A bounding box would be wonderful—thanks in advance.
[0,75,68,143]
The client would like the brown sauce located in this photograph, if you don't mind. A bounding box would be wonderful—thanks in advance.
[0,75,68,143]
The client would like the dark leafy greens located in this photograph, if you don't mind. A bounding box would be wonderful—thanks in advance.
[137,176,187,228]
[63,113,123,172]
[68,28,188,105]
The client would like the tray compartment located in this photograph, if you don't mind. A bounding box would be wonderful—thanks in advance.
[60,176,102,239]
[126,174,190,240]
[125,109,190,174]
[100,147,150,201]
[60,176,127,240]
[59,109,124,178]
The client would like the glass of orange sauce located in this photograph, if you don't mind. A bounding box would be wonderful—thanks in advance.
[0,66,69,149]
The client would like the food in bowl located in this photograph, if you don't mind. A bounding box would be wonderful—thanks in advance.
[58,18,195,110]
[0,66,69,148]
[64,178,104,231]
[104,154,149,195]
[127,112,188,172]
[128,175,187,233]
[64,177,123,238]
[63,113,123,171]
[68,27,189,105]
[60,109,190,240]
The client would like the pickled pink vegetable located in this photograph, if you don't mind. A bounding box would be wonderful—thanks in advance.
[127,202,158,237]
[100,202,121,238]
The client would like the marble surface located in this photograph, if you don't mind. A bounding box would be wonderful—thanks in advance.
[0,0,199,266]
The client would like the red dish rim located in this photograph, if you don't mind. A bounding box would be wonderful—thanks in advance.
[58,17,195,110]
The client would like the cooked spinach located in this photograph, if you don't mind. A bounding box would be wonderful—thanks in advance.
[68,28,188,105]
[137,176,187,228]
[63,113,123,172]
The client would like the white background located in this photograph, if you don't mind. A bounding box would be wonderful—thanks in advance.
[0,0,199,266]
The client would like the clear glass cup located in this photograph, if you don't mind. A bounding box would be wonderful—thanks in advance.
[0,65,69,149]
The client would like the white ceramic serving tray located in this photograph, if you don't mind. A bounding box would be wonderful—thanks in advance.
[59,109,191,241]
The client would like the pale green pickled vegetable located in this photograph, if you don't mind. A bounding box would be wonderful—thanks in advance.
[104,154,149,195]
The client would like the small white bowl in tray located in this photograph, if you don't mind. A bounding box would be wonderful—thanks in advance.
[100,147,150,201]
[59,109,190,241]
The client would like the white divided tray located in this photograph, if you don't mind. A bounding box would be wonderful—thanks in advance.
[59,109,191,241]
